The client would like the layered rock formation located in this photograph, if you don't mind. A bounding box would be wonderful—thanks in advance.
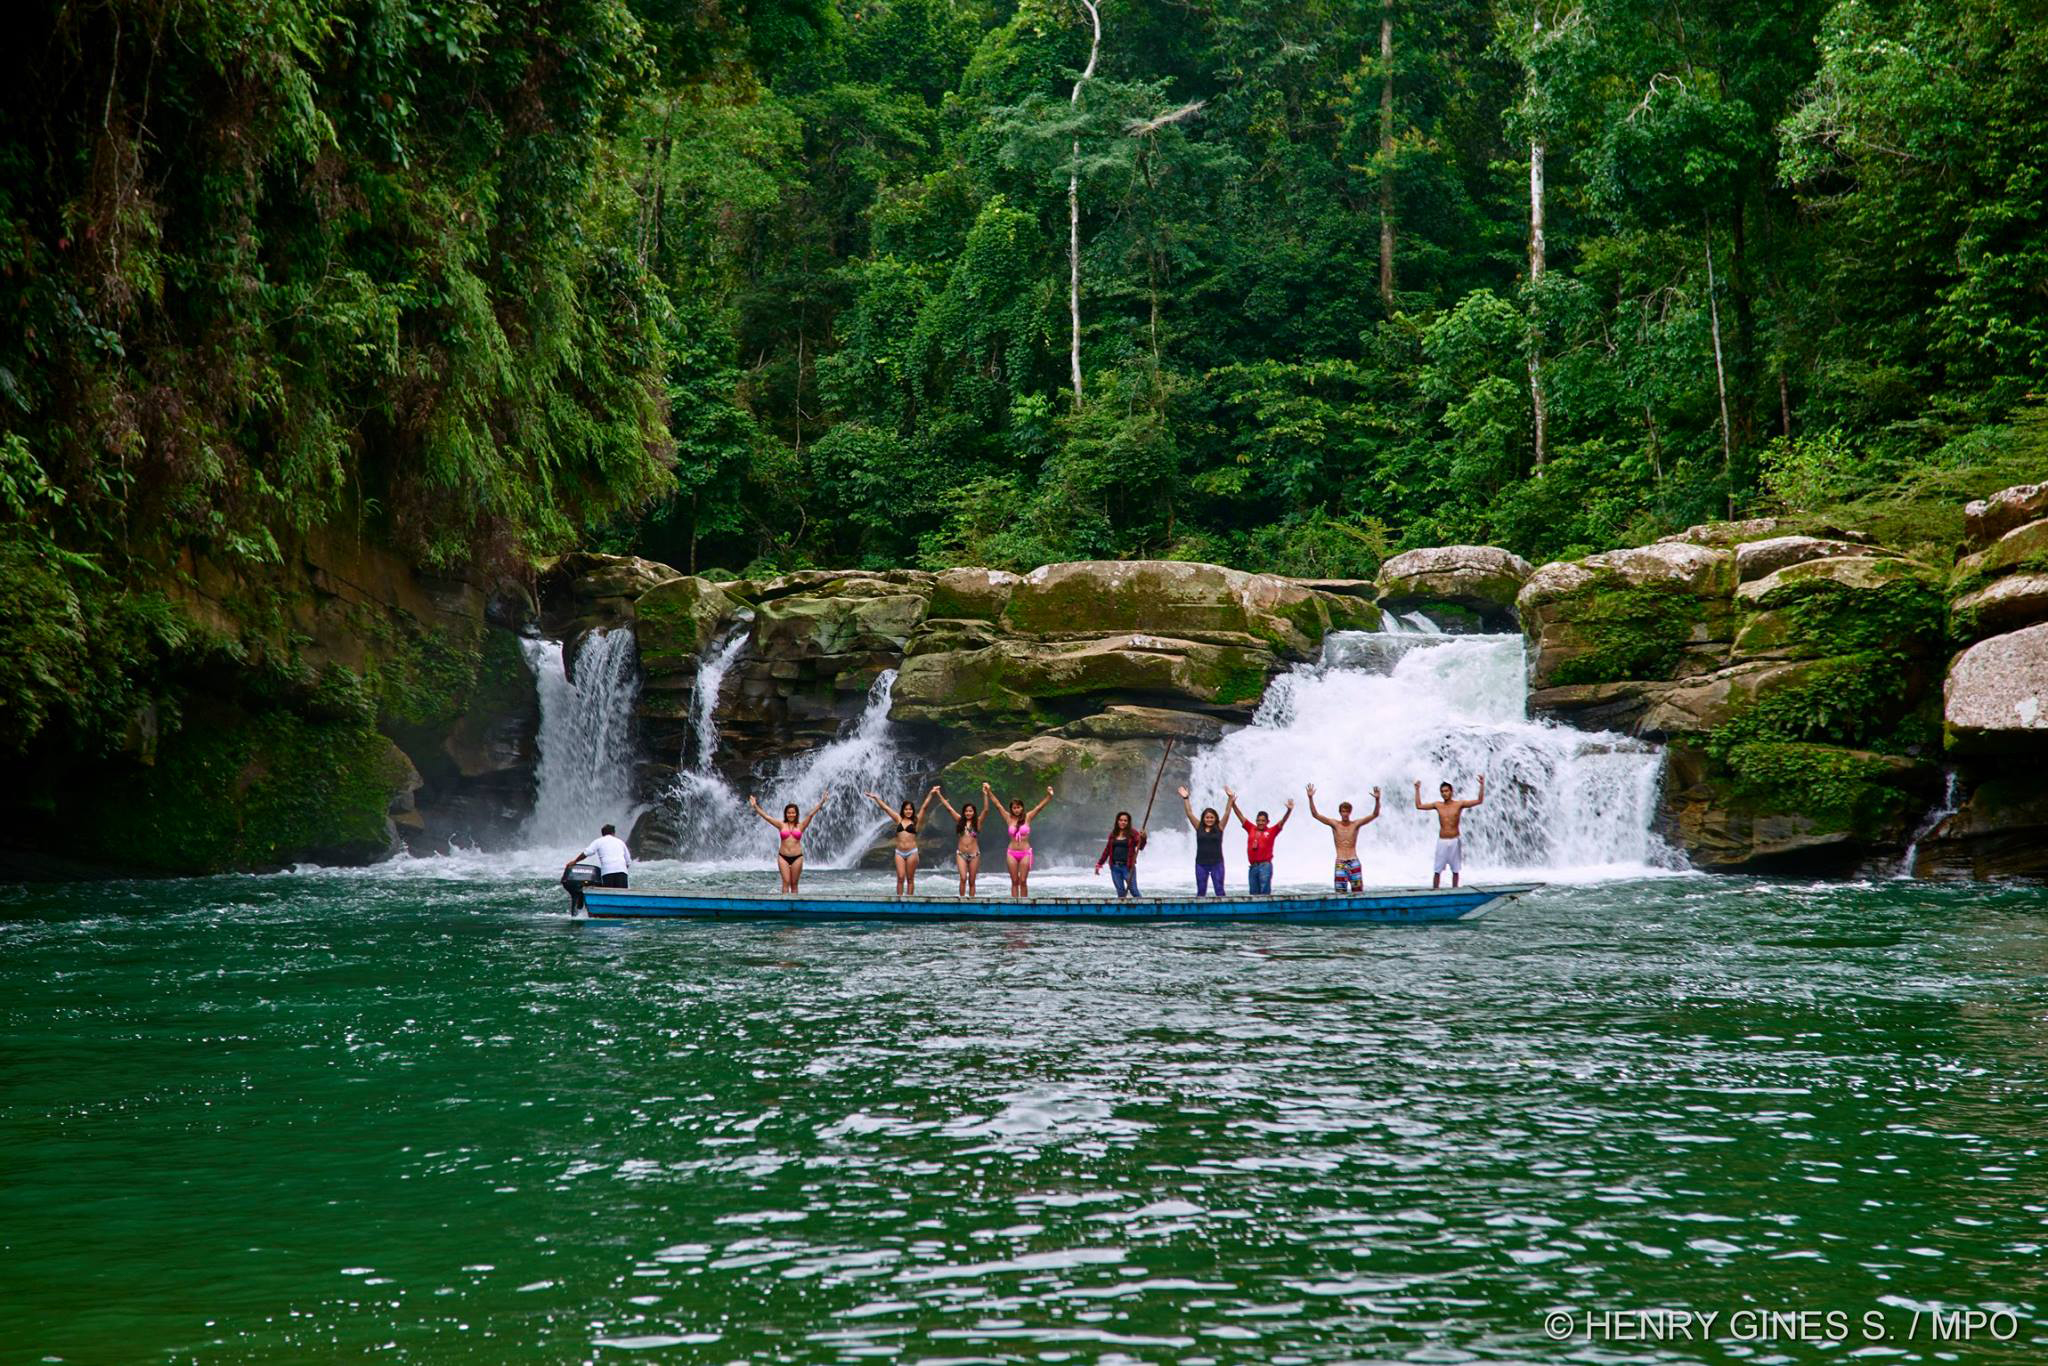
[1912,483,2048,877]
[611,558,1380,854]
[1518,527,1945,872]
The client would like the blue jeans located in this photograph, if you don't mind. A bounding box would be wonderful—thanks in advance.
[1109,863,1138,898]
[1196,861,1225,896]
[1247,861,1273,895]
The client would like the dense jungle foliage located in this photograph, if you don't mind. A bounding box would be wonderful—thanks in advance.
[4,0,2046,604]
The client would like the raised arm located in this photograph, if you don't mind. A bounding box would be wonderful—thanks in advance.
[983,782,1015,831]
[1225,787,1250,830]
[1358,786,1382,827]
[1177,785,1199,830]
[1271,799,1295,833]
[862,791,898,819]
[932,788,962,821]
[746,795,783,829]
[1306,784,1337,828]
[917,786,941,824]
[800,791,832,830]
[1027,786,1055,820]
[1413,781,1428,811]
[1462,775,1486,809]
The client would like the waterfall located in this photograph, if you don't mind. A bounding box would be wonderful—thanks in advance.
[519,630,644,848]
[1164,628,1673,884]
[1898,770,1962,879]
[666,670,918,869]
[689,628,750,771]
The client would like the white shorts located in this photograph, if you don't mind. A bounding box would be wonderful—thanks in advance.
[1433,837,1463,873]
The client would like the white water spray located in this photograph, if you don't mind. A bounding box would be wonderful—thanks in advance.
[667,670,919,868]
[689,628,750,771]
[520,630,644,847]
[1898,770,1961,879]
[1158,628,1672,885]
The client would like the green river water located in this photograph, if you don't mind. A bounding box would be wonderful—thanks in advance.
[2,866,2044,1364]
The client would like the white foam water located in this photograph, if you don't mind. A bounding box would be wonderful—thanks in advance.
[1135,628,1674,888]
[689,628,750,771]
[667,670,920,869]
[519,630,645,848]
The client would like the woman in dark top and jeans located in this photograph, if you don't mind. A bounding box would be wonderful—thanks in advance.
[1177,786,1229,896]
[1093,811,1148,897]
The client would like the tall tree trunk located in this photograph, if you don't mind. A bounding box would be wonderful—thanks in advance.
[1069,0,1102,412]
[1377,0,1395,311]
[1525,8,1547,471]
[1702,211,1735,516]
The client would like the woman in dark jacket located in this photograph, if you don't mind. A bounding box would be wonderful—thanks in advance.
[1093,810,1148,897]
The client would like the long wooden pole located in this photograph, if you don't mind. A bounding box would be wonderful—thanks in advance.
[1139,739,1175,832]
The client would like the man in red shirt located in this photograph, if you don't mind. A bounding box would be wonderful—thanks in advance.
[1224,787,1293,895]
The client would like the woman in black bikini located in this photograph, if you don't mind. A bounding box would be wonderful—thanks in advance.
[931,788,983,896]
[748,792,830,893]
[864,786,940,895]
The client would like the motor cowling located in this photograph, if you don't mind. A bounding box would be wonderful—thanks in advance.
[561,861,599,914]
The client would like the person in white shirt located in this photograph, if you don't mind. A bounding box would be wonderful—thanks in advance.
[566,824,632,887]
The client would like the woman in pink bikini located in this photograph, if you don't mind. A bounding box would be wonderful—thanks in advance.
[748,791,831,893]
[983,782,1055,897]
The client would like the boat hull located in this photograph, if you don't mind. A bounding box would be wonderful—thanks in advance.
[576,884,1541,925]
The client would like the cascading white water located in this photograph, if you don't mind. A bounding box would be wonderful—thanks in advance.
[689,628,750,771]
[1898,770,1961,878]
[667,670,919,868]
[519,630,644,847]
[1157,628,1673,885]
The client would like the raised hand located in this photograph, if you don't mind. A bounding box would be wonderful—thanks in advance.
[1305,783,1316,797]
[1372,786,1381,800]
[1224,785,1236,799]
[1177,785,1191,799]
[1045,786,1055,798]
[1284,798,1295,810]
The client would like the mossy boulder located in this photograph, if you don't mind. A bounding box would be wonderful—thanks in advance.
[78,704,418,874]
[1945,621,2048,753]
[1951,572,2048,642]
[1522,572,1715,688]
[1732,557,1945,663]
[1374,545,1532,631]
[894,633,1278,730]
[1660,740,1934,872]
[537,551,682,639]
[1002,560,1339,657]
[929,567,1022,621]
[1951,517,2048,596]
[1964,482,2048,550]
[1733,535,1890,583]
[752,584,929,661]
[933,734,1194,855]
[1656,517,1804,548]
[1058,706,1232,744]
[632,576,743,680]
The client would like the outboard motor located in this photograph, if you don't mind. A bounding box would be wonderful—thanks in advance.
[561,861,599,915]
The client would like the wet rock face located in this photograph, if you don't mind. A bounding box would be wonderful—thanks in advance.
[1911,777,2048,880]
[1733,535,1888,583]
[1374,545,1531,632]
[930,732,1195,857]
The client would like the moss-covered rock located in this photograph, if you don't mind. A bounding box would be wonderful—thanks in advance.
[933,734,1194,854]
[1524,573,1710,688]
[632,576,742,679]
[1951,517,2048,595]
[1659,739,1934,872]
[1374,545,1531,630]
[1733,535,1890,583]
[1964,482,2048,550]
[1951,572,2048,642]
[894,633,1279,730]
[78,705,416,874]
[1002,560,1333,657]
[929,567,1021,621]
[753,586,929,660]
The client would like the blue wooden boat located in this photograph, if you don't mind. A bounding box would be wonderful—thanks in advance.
[573,882,1540,925]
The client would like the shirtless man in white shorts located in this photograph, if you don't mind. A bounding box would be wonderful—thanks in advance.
[1414,777,1485,888]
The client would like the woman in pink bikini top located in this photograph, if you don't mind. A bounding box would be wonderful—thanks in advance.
[748,791,830,894]
[982,782,1055,898]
